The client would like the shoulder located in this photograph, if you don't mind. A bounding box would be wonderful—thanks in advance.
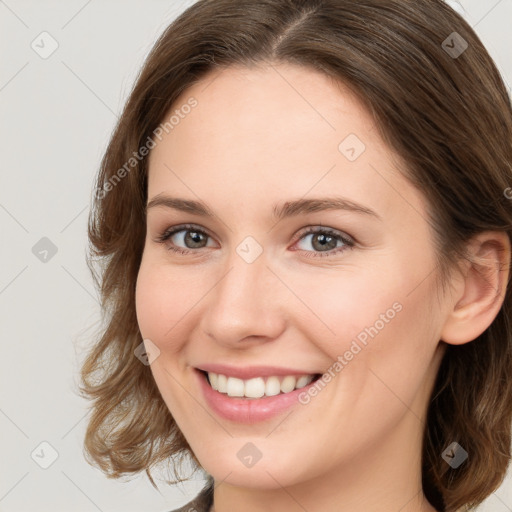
[168,478,214,512]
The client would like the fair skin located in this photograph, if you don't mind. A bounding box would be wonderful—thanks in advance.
[135,63,510,512]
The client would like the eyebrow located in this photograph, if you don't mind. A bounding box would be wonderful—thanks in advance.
[146,194,381,221]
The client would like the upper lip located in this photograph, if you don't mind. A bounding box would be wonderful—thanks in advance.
[196,364,320,380]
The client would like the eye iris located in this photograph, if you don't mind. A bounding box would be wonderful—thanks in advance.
[185,230,207,248]
[171,228,345,253]
[312,233,337,251]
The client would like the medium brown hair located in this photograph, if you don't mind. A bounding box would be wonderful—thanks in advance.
[80,1,512,510]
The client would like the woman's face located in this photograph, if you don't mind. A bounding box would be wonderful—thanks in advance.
[136,63,449,490]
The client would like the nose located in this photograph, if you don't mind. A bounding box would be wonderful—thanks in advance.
[199,248,288,349]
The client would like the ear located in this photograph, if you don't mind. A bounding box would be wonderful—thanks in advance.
[440,231,511,345]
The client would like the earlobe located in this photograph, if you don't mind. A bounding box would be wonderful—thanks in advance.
[440,231,511,346]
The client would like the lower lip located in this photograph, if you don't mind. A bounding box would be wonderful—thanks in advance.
[195,369,319,424]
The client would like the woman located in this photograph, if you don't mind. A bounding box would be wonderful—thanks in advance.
[80,1,512,511]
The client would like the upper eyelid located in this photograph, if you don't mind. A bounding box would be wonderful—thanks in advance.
[159,223,214,240]
[157,223,354,245]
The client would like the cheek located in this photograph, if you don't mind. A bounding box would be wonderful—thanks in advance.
[299,257,440,408]
[335,279,441,426]
[288,267,406,359]
[135,263,163,341]
[135,256,210,365]
[135,261,196,414]
[135,259,185,351]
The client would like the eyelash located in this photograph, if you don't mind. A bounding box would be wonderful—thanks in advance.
[154,223,355,259]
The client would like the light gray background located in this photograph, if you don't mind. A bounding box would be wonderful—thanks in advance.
[0,1,511,511]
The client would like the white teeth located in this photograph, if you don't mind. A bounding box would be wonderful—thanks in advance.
[265,376,281,396]
[296,375,312,388]
[209,372,218,391]
[244,377,265,398]
[206,372,315,398]
[217,374,227,392]
[280,375,296,393]
[226,377,245,397]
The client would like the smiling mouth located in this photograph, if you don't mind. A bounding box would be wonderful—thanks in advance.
[201,370,322,399]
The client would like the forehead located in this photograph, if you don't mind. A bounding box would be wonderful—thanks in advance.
[146,63,427,226]
[152,62,376,159]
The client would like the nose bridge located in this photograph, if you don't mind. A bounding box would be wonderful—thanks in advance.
[200,239,286,345]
